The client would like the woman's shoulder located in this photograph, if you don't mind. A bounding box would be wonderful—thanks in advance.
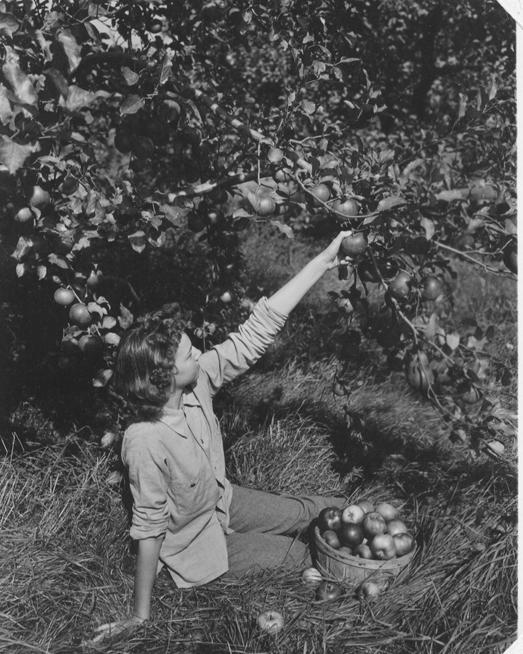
[123,420,158,436]
[122,421,163,454]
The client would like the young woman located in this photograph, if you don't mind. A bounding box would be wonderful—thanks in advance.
[91,231,352,643]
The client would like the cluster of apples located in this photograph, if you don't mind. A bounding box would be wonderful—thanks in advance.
[318,501,415,560]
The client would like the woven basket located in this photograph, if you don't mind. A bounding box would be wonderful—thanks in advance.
[313,526,416,587]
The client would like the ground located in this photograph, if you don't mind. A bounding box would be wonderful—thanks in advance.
[0,226,517,654]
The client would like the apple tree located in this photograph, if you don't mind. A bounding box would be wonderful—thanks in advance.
[0,0,515,453]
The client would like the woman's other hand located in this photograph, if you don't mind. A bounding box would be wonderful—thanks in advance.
[82,614,146,647]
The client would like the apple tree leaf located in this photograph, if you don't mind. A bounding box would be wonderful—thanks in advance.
[92,369,113,387]
[504,218,517,235]
[36,265,47,280]
[121,66,139,86]
[488,75,498,100]
[60,85,106,112]
[424,312,439,340]
[0,136,38,174]
[121,94,144,115]
[0,84,13,124]
[118,304,134,329]
[434,188,469,202]
[159,204,184,226]
[2,56,38,105]
[420,216,435,240]
[48,253,70,269]
[11,236,33,260]
[301,99,316,115]
[270,220,294,239]
[159,52,173,84]
[446,333,460,350]
[87,301,107,317]
[233,208,252,219]
[57,29,82,71]
[401,157,425,178]
[0,12,20,37]
[377,195,406,212]
[313,60,327,76]
[102,316,117,329]
[45,68,69,98]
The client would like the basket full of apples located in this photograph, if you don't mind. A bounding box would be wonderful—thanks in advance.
[313,500,416,586]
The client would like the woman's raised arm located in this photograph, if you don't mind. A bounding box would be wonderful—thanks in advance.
[267,231,352,316]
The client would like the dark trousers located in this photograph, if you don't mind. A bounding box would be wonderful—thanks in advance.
[224,485,345,576]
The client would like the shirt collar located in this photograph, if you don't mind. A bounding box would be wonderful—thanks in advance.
[182,388,202,407]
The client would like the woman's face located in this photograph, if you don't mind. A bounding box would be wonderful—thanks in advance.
[172,333,200,389]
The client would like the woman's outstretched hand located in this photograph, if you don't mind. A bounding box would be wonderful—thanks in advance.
[82,615,146,648]
[267,230,355,316]
[318,231,354,269]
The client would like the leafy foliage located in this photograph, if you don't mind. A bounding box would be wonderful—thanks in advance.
[0,0,516,449]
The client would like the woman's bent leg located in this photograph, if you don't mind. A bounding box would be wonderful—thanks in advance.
[224,486,345,576]
[224,531,311,578]
[228,485,345,536]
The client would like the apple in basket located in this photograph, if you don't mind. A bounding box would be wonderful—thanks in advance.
[375,502,399,522]
[362,512,387,539]
[339,522,364,548]
[354,542,373,559]
[318,506,342,532]
[322,529,341,549]
[387,519,409,537]
[341,504,365,524]
[357,499,374,514]
[392,532,415,557]
[369,533,396,560]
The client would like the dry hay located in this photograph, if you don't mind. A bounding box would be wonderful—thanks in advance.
[0,413,516,654]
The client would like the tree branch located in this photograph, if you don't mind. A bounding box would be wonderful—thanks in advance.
[435,241,514,276]
[157,169,271,202]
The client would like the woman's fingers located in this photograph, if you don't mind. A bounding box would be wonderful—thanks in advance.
[93,621,120,634]
[84,617,143,647]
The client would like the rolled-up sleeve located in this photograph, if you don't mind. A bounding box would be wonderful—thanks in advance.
[199,297,287,395]
[124,436,170,540]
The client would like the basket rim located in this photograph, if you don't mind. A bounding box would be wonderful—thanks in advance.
[313,524,416,567]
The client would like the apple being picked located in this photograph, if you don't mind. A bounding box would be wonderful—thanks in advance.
[318,506,342,532]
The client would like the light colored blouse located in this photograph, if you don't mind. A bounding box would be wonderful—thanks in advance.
[121,297,287,587]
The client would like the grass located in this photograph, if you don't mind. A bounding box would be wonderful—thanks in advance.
[0,228,517,653]
[0,420,516,654]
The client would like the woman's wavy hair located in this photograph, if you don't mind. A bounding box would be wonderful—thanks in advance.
[112,303,188,423]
